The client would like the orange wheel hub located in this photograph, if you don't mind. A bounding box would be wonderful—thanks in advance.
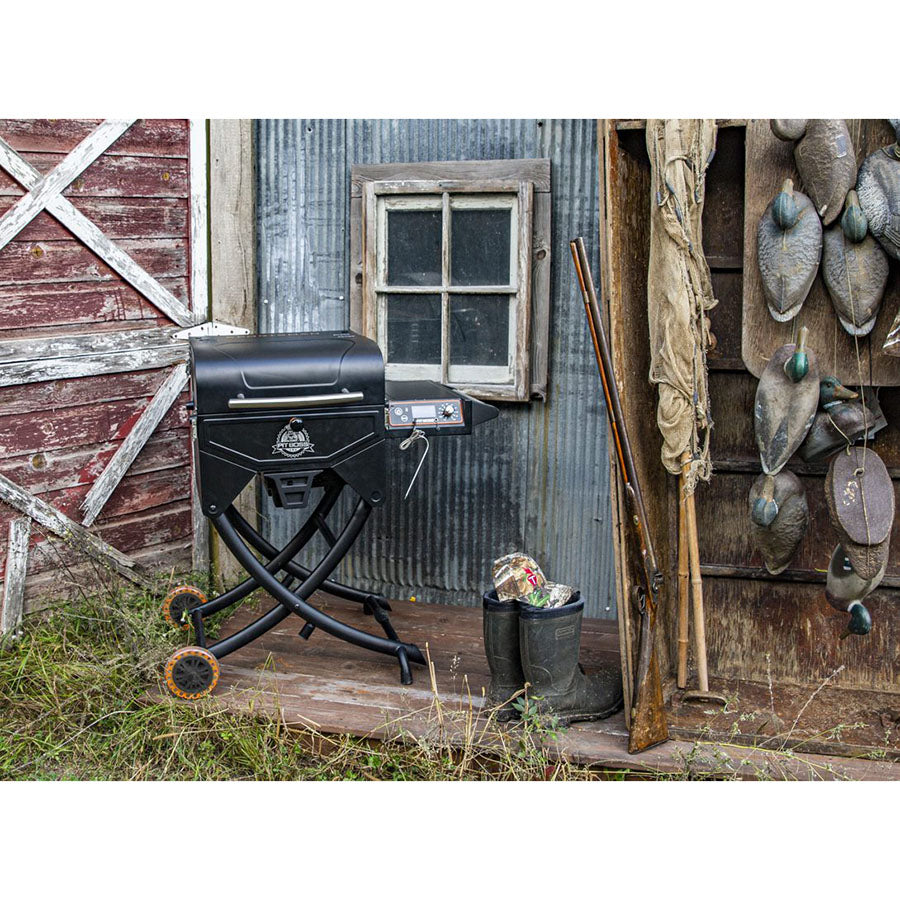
[162,585,208,630]
[164,647,220,700]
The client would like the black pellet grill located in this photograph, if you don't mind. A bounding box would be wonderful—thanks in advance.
[162,331,498,699]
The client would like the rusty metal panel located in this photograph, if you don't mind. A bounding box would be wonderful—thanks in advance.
[254,119,615,618]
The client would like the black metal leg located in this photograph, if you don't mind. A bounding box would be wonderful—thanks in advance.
[195,482,344,618]
[229,506,392,613]
[211,501,426,682]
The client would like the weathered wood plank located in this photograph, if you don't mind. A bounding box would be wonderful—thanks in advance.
[0,517,30,637]
[81,365,188,526]
[0,327,189,387]
[742,118,900,385]
[0,368,183,416]
[0,153,189,199]
[0,472,151,586]
[209,120,256,586]
[0,239,188,287]
[0,325,183,364]
[0,392,189,457]
[351,159,551,195]
[0,430,189,494]
[0,119,189,158]
[0,198,189,242]
[0,120,135,251]
[0,278,187,333]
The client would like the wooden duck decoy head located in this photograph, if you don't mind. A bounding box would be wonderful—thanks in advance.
[757,180,823,322]
[825,446,895,580]
[822,192,890,336]
[754,327,820,475]
[856,133,900,263]
[770,119,857,225]
[825,544,884,638]
[819,375,858,407]
[749,471,809,575]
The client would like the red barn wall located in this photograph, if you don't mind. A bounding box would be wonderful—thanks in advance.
[0,119,199,610]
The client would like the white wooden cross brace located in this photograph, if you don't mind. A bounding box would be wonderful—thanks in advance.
[80,363,189,527]
[0,121,199,328]
[0,472,151,587]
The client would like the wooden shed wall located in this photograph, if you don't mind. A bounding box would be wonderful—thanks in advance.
[0,120,197,611]
[601,120,900,701]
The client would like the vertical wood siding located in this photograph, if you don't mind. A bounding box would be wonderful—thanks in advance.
[256,119,615,618]
[0,120,196,610]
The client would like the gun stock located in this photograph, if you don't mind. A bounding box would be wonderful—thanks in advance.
[570,237,669,754]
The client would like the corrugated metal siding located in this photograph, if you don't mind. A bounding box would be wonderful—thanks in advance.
[255,119,616,618]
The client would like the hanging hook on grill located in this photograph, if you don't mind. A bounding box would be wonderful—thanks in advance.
[399,428,430,499]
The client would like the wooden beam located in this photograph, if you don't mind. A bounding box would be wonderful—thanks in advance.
[0,137,197,328]
[0,327,188,387]
[1,517,31,638]
[0,120,135,251]
[189,120,210,575]
[209,119,257,586]
[80,364,189,527]
[0,473,151,587]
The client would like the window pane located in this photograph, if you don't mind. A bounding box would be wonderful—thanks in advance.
[387,210,442,286]
[386,294,442,364]
[451,209,511,286]
[450,295,510,366]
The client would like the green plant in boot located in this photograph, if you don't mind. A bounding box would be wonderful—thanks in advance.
[482,589,526,721]
[518,593,623,726]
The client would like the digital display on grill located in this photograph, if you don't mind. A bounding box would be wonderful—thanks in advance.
[412,405,436,419]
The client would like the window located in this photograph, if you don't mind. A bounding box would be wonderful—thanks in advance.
[351,160,551,402]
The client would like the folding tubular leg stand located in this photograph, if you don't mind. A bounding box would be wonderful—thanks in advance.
[162,478,426,700]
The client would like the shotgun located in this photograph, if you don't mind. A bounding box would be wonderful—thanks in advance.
[570,237,669,754]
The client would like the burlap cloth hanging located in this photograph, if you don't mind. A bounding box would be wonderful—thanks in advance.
[646,119,718,492]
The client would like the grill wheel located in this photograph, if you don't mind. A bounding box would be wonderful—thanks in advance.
[162,585,208,630]
[164,647,220,700]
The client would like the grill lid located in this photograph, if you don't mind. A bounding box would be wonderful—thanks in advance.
[190,331,385,416]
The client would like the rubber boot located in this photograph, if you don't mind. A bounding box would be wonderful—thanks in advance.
[518,593,623,725]
[482,589,526,720]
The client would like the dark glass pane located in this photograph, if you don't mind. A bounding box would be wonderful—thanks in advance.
[450,295,510,366]
[387,210,442,286]
[386,294,442,364]
[450,209,511,286]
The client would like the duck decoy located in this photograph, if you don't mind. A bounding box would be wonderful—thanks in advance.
[822,191,890,336]
[856,122,900,263]
[749,470,809,575]
[825,445,895,580]
[754,327,820,475]
[825,544,885,638]
[770,120,857,225]
[799,379,886,464]
[757,179,823,322]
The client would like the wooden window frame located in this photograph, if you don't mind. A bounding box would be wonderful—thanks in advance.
[351,159,552,402]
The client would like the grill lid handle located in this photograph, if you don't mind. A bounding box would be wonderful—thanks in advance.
[227,391,365,410]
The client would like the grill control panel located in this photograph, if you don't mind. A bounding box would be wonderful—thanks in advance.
[387,398,463,429]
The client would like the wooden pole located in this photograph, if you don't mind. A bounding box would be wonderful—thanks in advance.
[683,472,709,693]
[677,464,690,689]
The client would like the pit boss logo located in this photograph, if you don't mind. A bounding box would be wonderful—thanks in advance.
[272,421,315,458]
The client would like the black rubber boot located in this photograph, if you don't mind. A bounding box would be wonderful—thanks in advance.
[482,589,526,720]
[518,593,623,725]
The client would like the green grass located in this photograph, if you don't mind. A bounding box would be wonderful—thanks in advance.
[0,578,624,781]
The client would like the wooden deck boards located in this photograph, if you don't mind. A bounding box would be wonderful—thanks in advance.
[167,595,900,780]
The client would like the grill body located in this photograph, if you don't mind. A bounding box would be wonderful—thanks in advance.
[191,331,387,514]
